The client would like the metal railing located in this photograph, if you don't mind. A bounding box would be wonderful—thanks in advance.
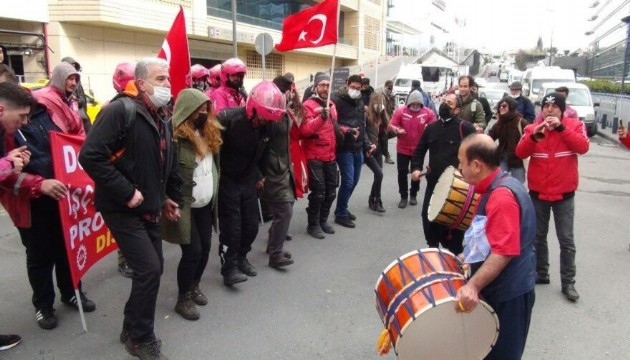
[592,92,630,134]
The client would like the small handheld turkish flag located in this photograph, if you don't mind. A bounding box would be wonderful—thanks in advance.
[275,0,339,52]
[157,6,191,98]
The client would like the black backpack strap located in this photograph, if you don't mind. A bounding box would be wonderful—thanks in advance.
[109,96,136,162]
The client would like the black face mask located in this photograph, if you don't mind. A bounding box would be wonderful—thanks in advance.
[438,103,453,119]
[193,112,208,128]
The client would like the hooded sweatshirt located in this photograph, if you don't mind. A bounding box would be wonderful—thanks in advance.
[389,90,436,156]
[32,62,85,136]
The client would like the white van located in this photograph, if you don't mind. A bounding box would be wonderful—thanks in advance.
[522,66,575,102]
[393,64,423,106]
[537,82,599,137]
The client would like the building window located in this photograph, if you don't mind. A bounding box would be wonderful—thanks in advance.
[364,16,381,51]
[207,0,315,30]
[246,50,284,79]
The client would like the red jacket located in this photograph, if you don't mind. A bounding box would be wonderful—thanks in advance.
[515,116,589,201]
[619,134,630,149]
[300,98,338,162]
[389,106,436,156]
[209,85,246,112]
[288,111,308,198]
[0,135,45,228]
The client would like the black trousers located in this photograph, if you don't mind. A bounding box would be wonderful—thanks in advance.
[397,153,420,198]
[18,197,78,310]
[421,179,464,255]
[218,178,259,260]
[484,290,535,360]
[102,211,162,344]
[364,146,383,199]
[306,160,338,224]
[178,203,212,295]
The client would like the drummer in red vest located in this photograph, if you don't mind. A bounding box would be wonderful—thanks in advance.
[455,134,536,360]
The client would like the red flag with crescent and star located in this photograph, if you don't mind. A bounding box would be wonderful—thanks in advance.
[157,6,191,98]
[275,0,339,52]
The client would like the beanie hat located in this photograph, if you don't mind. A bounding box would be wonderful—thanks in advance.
[313,71,330,86]
[172,88,210,128]
[406,90,424,107]
[541,92,566,114]
[509,81,522,90]
[272,75,293,94]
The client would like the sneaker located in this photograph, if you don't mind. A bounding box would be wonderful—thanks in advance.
[62,292,96,312]
[35,308,57,330]
[0,334,21,351]
[384,157,395,164]
[320,221,335,234]
[269,256,294,268]
[535,274,550,284]
[238,258,257,277]
[307,225,325,239]
[118,262,134,278]
[285,233,292,241]
[409,196,418,206]
[562,285,580,302]
[125,338,168,360]
[174,292,200,321]
[190,281,208,306]
[398,198,408,209]
[347,211,357,221]
[334,216,355,228]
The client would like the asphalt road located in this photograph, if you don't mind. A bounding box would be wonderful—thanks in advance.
[1,65,630,360]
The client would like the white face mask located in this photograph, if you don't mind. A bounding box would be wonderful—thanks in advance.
[348,89,361,99]
[146,82,172,108]
[510,91,520,98]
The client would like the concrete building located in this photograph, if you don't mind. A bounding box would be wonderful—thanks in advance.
[585,0,630,80]
[0,0,388,101]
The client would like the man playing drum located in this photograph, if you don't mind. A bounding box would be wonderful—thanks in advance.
[455,134,536,360]
[411,94,475,254]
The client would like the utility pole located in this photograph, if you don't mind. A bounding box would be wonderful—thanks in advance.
[231,0,238,58]
[620,15,630,94]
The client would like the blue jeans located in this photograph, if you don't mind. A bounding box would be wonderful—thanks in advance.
[500,159,526,184]
[335,151,364,217]
[531,196,576,286]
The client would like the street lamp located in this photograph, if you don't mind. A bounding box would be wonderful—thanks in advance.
[620,15,630,94]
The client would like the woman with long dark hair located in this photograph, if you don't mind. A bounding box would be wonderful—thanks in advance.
[488,96,528,183]
[162,89,222,320]
[365,92,388,212]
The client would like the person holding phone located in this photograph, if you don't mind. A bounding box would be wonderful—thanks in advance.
[618,120,630,149]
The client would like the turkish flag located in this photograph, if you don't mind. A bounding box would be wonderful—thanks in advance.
[157,6,191,98]
[275,0,339,52]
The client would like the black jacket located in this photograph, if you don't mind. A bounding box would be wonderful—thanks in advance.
[260,114,296,202]
[16,104,61,179]
[216,107,269,183]
[411,117,476,183]
[332,87,370,153]
[79,96,183,216]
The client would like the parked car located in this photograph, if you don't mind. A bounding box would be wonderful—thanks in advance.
[499,72,509,82]
[536,82,599,137]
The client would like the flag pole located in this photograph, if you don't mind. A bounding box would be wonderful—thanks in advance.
[326,0,341,110]
[75,288,88,332]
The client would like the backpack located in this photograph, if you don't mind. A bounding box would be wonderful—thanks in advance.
[109,96,137,161]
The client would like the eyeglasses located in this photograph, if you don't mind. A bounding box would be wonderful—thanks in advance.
[317,83,330,88]
[499,104,508,109]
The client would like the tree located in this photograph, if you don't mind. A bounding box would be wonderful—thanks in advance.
[537,36,543,50]
[564,50,570,56]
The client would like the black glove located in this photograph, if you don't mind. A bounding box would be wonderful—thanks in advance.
[320,108,330,120]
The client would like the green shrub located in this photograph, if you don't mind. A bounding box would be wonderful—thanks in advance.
[580,80,630,95]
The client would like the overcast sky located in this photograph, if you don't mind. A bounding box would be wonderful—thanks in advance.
[390,0,599,52]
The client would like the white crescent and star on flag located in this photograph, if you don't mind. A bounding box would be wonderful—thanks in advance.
[298,14,328,44]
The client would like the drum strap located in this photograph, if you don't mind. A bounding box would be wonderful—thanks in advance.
[450,183,476,230]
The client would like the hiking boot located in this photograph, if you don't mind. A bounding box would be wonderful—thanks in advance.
[307,225,325,239]
[125,338,168,360]
[562,285,580,302]
[398,198,408,209]
[190,281,207,306]
[320,221,335,234]
[118,262,134,278]
[269,255,294,268]
[35,308,57,330]
[374,198,386,213]
[175,292,200,321]
[536,274,550,284]
[384,156,395,164]
[237,258,257,277]
[369,196,377,211]
[409,196,418,206]
[285,233,292,241]
[347,211,357,221]
[0,334,21,351]
[334,216,355,228]
[61,292,96,312]
[222,268,248,287]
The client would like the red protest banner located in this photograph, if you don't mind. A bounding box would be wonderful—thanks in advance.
[50,132,118,288]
